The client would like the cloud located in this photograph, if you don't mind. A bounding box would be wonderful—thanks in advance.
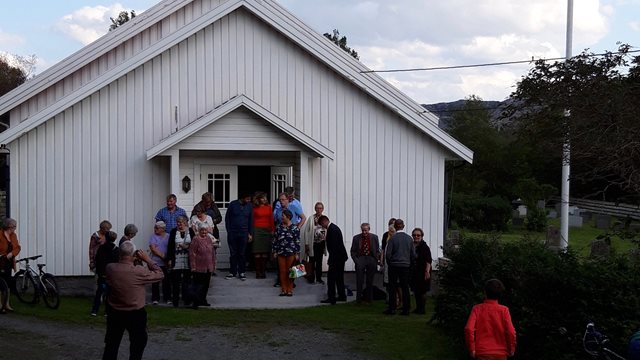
[0,30,25,47]
[55,3,130,45]
[281,0,613,102]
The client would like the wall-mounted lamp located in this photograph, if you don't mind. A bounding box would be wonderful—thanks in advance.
[182,176,191,193]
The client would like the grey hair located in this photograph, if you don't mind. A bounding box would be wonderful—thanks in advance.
[196,222,209,231]
[124,223,139,237]
[2,217,16,229]
[119,240,136,257]
[176,215,189,224]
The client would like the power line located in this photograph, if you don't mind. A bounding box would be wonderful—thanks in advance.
[360,49,640,74]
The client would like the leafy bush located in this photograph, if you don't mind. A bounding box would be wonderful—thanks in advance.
[449,194,512,231]
[525,207,547,232]
[433,236,640,359]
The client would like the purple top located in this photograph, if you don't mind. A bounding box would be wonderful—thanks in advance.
[149,233,169,266]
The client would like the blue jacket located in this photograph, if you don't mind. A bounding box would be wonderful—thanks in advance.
[225,200,254,233]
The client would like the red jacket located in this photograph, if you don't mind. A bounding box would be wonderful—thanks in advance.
[464,299,517,356]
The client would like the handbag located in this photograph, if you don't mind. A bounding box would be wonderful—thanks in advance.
[288,264,306,278]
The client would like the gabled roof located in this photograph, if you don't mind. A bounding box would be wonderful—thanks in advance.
[0,0,472,163]
[146,94,335,160]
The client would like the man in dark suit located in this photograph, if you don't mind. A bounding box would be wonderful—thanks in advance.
[350,223,380,304]
[384,218,416,315]
[318,215,347,305]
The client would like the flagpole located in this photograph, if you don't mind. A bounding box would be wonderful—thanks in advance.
[560,0,573,249]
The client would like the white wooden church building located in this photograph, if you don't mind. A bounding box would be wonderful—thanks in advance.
[0,0,472,276]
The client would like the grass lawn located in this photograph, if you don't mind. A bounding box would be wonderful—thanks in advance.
[458,218,637,257]
[9,295,465,360]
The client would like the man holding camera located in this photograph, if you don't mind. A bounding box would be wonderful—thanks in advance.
[102,240,164,360]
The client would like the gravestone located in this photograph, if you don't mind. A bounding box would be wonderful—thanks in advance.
[517,205,528,217]
[580,211,592,222]
[569,215,583,228]
[537,200,546,209]
[443,230,461,256]
[589,239,611,259]
[546,226,562,249]
[595,215,611,230]
[547,209,558,219]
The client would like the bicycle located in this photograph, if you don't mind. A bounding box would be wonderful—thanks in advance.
[584,322,626,360]
[13,255,60,309]
[0,255,8,312]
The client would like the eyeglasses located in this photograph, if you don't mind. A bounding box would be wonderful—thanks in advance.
[412,234,422,238]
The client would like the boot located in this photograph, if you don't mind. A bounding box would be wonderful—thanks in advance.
[413,293,426,314]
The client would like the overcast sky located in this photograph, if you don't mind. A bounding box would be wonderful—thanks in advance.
[1,0,638,103]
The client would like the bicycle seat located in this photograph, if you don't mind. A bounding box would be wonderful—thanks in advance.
[37,263,46,269]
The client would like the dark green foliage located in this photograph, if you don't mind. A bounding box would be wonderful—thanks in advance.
[109,10,136,31]
[323,29,359,60]
[525,207,547,232]
[449,194,512,231]
[434,236,640,359]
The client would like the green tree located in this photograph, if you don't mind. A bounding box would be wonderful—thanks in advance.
[504,44,640,198]
[109,10,136,31]
[323,29,359,60]
[0,53,36,96]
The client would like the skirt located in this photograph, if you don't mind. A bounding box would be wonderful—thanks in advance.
[252,227,272,254]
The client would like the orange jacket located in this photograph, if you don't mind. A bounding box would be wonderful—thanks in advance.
[0,230,21,271]
[464,299,517,356]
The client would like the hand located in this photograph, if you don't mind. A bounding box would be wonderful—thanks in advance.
[295,254,300,261]
[135,250,152,264]
[272,252,278,259]
[248,234,253,242]
[425,272,431,281]
[7,253,13,260]
[470,351,475,359]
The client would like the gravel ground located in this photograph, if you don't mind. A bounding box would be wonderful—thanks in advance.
[1,314,370,360]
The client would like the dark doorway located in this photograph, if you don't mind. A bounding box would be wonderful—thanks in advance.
[238,166,270,200]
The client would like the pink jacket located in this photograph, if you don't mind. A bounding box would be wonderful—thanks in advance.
[464,299,517,356]
[188,235,214,273]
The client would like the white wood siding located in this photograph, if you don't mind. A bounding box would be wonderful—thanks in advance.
[9,7,448,275]
[178,108,299,151]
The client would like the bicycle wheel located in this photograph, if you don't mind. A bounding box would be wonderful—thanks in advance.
[41,274,60,309]
[0,277,8,310]
[13,270,38,304]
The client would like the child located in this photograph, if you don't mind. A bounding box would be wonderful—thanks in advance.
[464,279,517,359]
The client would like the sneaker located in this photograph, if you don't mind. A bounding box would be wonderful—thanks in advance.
[239,273,247,281]
[166,300,172,305]
[90,312,97,317]
[152,301,159,305]
[225,273,235,280]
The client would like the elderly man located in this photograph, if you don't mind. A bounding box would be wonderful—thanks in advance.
[155,193,188,233]
[319,216,348,305]
[384,218,416,316]
[103,241,164,360]
[351,223,380,304]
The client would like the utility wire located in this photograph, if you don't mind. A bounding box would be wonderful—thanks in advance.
[360,49,640,74]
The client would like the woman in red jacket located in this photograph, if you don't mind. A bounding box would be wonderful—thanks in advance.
[0,218,21,313]
[251,192,274,279]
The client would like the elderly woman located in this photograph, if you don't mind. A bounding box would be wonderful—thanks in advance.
[410,227,432,315]
[272,209,300,297]
[301,202,327,284]
[252,192,274,279]
[119,224,138,246]
[190,204,218,275]
[189,223,214,308]
[167,215,194,308]
[91,231,118,316]
[89,220,112,273]
[0,218,21,313]
[149,221,171,305]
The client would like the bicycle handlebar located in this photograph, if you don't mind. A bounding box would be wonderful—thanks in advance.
[16,255,43,263]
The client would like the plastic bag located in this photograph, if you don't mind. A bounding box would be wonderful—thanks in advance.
[289,264,306,278]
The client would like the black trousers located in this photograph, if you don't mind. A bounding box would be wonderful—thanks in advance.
[171,269,192,307]
[388,266,411,314]
[327,261,346,302]
[355,256,377,302]
[151,266,171,303]
[102,308,148,360]
[191,272,211,305]
[311,241,325,282]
